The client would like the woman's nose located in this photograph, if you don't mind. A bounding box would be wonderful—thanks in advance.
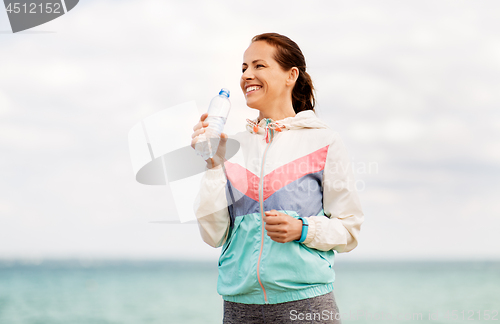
[242,69,254,80]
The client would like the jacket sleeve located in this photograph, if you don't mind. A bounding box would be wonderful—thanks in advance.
[303,132,364,253]
[193,164,230,248]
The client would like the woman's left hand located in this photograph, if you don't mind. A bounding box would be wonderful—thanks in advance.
[263,210,303,243]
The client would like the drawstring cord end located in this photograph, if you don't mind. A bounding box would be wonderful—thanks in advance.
[246,117,286,143]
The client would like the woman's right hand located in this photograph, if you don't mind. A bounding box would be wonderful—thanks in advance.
[191,112,228,169]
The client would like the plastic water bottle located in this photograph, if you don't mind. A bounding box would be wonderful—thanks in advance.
[195,88,231,160]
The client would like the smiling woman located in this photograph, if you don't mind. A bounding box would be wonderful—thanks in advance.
[191,32,364,324]
[240,34,315,122]
[244,33,315,114]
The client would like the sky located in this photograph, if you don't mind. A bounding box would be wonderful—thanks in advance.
[0,0,499,262]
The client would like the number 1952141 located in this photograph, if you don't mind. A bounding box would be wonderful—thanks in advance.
[6,3,62,14]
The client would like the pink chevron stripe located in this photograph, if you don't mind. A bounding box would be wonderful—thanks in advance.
[223,145,329,202]
[224,161,260,201]
[262,145,329,200]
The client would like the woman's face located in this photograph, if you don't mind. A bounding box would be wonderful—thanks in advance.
[240,41,292,110]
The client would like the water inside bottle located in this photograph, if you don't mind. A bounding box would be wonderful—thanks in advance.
[195,116,226,160]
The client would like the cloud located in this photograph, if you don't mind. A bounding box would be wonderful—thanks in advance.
[0,0,499,260]
[0,91,13,115]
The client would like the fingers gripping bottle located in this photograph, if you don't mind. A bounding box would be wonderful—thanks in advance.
[195,88,231,161]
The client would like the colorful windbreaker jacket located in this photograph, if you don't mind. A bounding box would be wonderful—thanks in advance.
[193,110,364,305]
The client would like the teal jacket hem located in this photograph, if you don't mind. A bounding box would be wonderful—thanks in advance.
[222,283,334,305]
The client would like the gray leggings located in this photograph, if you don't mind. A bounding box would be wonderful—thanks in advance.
[223,291,342,324]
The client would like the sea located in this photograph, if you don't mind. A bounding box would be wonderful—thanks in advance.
[0,260,498,324]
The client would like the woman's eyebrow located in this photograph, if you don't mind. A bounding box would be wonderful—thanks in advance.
[242,59,266,66]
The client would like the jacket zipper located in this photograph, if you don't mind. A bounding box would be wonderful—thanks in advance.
[256,120,274,304]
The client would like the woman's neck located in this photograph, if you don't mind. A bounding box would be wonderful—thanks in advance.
[257,104,296,123]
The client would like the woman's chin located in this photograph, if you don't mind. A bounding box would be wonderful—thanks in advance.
[245,98,262,109]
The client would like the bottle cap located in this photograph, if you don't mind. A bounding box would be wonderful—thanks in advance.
[219,88,230,98]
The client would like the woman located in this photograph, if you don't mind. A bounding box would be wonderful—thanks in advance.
[191,33,364,324]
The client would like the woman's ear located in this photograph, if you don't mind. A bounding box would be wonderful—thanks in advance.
[286,67,299,87]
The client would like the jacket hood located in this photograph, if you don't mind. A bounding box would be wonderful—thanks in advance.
[245,110,330,143]
[245,110,330,137]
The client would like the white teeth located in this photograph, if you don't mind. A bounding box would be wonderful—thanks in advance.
[246,86,261,93]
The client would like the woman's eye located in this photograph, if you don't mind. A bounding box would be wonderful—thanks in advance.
[256,64,264,68]
[242,68,247,73]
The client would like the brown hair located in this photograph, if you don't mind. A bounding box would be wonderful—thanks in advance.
[251,33,315,113]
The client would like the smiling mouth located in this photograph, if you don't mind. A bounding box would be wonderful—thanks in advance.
[246,85,262,94]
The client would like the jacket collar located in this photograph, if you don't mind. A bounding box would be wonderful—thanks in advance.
[245,110,329,143]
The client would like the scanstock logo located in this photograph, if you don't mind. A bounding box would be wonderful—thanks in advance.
[3,0,78,33]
